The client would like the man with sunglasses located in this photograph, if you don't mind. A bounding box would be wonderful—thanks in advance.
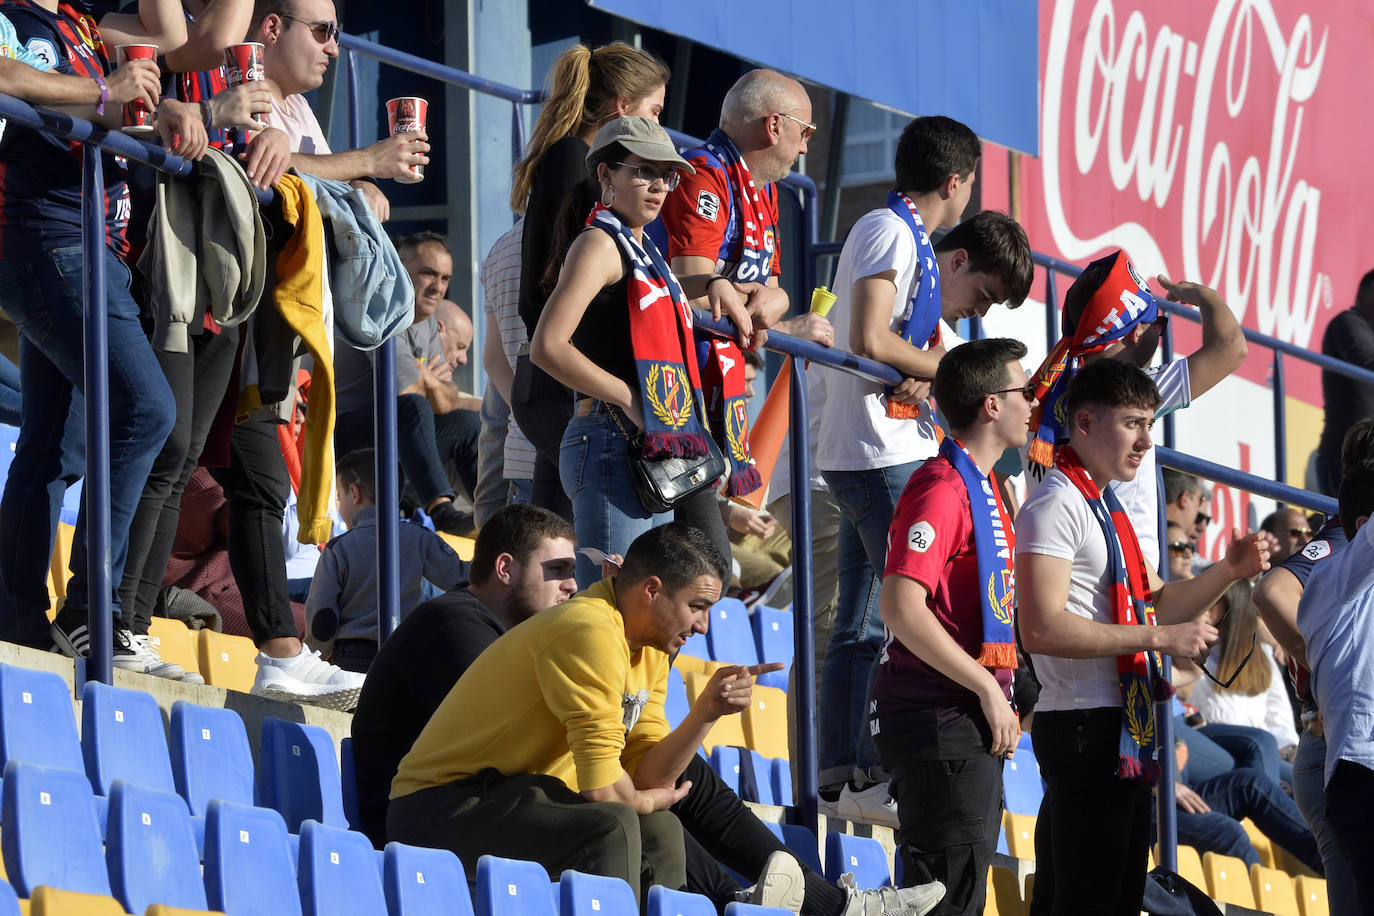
[1261,507,1314,565]
[248,0,427,221]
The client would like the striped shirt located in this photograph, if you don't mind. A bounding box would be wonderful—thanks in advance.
[480,218,535,480]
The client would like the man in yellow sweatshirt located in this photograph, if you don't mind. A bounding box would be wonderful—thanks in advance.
[388,522,741,905]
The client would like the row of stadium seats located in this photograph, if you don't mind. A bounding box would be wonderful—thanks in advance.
[666,659,789,758]
[677,597,794,689]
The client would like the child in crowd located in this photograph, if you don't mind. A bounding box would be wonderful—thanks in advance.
[305,449,468,673]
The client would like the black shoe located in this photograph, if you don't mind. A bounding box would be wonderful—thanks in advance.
[51,607,138,665]
[429,501,475,536]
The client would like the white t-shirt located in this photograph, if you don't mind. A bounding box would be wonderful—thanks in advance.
[1015,468,1122,711]
[1019,359,1191,565]
[817,207,941,472]
[1188,644,1300,750]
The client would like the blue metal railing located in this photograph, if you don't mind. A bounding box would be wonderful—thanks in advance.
[0,92,272,685]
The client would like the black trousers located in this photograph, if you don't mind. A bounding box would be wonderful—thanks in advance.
[1325,759,1374,913]
[1029,708,1153,916]
[876,705,1003,916]
[510,355,573,521]
[120,325,239,634]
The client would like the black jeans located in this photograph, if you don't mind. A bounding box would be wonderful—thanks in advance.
[337,396,480,507]
[120,325,239,634]
[1325,759,1374,913]
[673,488,733,580]
[876,705,1003,915]
[510,354,573,521]
[1029,708,1153,916]
[209,417,297,645]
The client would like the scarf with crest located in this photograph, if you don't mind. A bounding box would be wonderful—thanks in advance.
[1026,251,1159,467]
[1055,445,1174,785]
[884,191,943,420]
[699,339,761,497]
[587,204,710,458]
[939,436,1017,668]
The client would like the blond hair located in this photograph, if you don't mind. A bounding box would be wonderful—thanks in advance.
[1211,579,1272,697]
[509,42,669,213]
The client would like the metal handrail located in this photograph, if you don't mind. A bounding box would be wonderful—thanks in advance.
[0,91,273,686]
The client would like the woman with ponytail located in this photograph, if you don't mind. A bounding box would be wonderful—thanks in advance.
[512,42,669,520]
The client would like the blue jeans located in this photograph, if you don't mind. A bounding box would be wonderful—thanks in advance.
[1178,719,1290,785]
[820,460,920,789]
[1177,768,1321,872]
[560,409,669,588]
[0,246,174,629]
[0,353,22,426]
[1293,731,1356,914]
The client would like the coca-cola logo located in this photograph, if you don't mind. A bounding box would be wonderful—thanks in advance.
[1038,0,1333,348]
[227,63,264,85]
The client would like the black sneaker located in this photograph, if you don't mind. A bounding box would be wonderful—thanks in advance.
[429,501,475,536]
[51,608,139,666]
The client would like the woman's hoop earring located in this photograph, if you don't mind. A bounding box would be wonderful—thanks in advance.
[600,184,615,207]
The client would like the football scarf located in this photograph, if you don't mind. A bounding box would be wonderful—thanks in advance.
[884,191,943,420]
[1026,251,1159,467]
[700,128,775,282]
[699,338,762,497]
[939,436,1017,668]
[587,204,711,458]
[1056,445,1174,785]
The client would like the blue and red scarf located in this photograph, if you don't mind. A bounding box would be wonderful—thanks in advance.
[699,338,761,497]
[885,191,943,420]
[1026,251,1159,467]
[940,436,1017,668]
[587,203,711,458]
[699,128,776,283]
[1056,445,1174,785]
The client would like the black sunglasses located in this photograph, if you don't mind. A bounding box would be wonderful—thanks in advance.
[1195,599,1257,689]
[1168,540,1197,557]
[281,13,340,44]
[993,384,1036,403]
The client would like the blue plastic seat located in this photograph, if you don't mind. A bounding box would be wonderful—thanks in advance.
[258,716,348,832]
[81,680,176,796]
[169,701,256,816]
[665,668,690,730]
[340,736,362,830]
[203,798,302,916]
[724,904,792,915]
[750,606,793,689]
[708,745,743,796]
[646,885,716,916]
[474,854,556,916]
[761,822,822,873]
[383,842,473,916]
[742,751,776,805]
[705,598,759,665]
[0,879,18,916]
[0,760,110,898]
[297,819,388,916]
[1002,746,1044,816]
[770,758,793,808]
[0,664,83,772]
[106,780,208,913]
[559,870,637,916]
[824,832,891,889]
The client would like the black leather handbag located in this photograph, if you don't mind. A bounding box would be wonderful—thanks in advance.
[609,407,725,514]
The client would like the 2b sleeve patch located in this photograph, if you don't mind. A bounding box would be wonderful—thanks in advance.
[1301,539,1332,562]
[696,190,720,221]
[907,521,936,553]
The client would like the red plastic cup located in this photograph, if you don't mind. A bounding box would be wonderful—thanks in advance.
[223,42,266,148]
[386,97,428,184]
[115,44,158,134]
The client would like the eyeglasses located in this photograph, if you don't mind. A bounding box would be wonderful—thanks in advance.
[612,162,682,190]
[1195,512,1212,529]
[994,384,1036,403]
[1195,598,1258,689]
[1167,540,1197,557]
[776,111,817,142]
[1153,314,1169,332]
[1287,527,1312,539]
[280,14,339,44]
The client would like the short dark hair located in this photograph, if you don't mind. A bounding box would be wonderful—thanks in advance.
[742,349,764,371]
[1064,358,1162,418]
[469,504,576,586]
[1338,459,1374,540]
[932,337,1027,431]
[335,448,375,504]
[1357,269,1374,310]
[249,0,291,38]
[1062,255,1119,334]
[1342,418,1374,473]
[934,211,1033,308]
[395,231,451,262]
[1162,468,1202,504]
[619,522,728,592]
[893,116,981,195]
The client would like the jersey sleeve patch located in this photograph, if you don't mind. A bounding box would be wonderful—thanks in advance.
[1300,539,1332,562]
[907,521,936,553]
[24,37,57,68]
[696,189,720,221]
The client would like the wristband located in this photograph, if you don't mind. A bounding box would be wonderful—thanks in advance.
[92,72,108,116]
[199,100,213,128]
[706,275,732,294]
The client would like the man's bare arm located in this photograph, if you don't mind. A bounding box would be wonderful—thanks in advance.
[1252,566,1308,668]
[162,0,256,73]
[1156,275,1247,398]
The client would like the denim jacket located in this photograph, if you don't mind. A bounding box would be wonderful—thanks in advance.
[294,173,414,350]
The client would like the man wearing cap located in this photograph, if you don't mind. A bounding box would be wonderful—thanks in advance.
[1020,250,1248,564]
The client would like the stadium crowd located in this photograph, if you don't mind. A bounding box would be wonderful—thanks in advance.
[1,2,1371,914]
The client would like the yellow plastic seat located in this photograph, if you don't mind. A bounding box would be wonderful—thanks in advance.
[145,907,229,916]
[147,617,202,682]
[1240,817,1277,868]
[672,653,721,683]
[1174,844,1206,890]
[685,672,747,752]
[1203,851,1255,909]
[436,531,476,561]
[741,685,788,759]
[988,864,1025,916]
[30,886,125,916]
[1295,874,1328,916]
[196,630,259,693]
[49,522,76,612]
[1251,863,1301,916]
[1002,811,1035,860]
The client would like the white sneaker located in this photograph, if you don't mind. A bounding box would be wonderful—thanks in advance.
[836,781,899,828]
[838,874,945,916]
[250,648,364,710]
[113,632,187,680]
[752,850,806,913]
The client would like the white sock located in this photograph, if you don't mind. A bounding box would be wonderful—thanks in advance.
[260,646,309,670]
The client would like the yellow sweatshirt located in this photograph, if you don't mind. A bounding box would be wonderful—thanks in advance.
[391,578,670,798]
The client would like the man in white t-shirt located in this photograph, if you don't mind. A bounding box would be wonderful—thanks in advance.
[1016,357,1271,915]
[814,115,1034,823]
[1020,250,1246,564]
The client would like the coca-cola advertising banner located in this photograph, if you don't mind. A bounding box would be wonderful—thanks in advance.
[1018,0,1358,397]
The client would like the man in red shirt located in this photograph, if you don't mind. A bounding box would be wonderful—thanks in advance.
[871,338,1033,914]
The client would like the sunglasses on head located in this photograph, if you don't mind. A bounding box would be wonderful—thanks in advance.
[281,13,339,44]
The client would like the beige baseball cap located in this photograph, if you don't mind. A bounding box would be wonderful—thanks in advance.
[587,116,695,172]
